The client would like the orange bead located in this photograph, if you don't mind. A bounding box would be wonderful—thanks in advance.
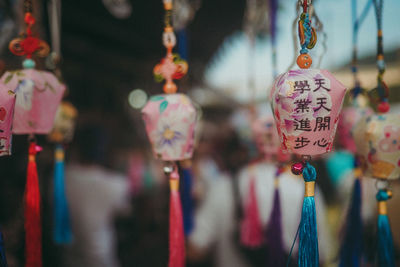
[163,81,177,94]
[297,54,312,69]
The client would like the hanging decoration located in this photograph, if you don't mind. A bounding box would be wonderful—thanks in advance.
[48,102,78,244]
[337,1,373,265]
[0,1,65,266]
[352,0,398,266]
[46,0,78,245]
[142,1,196,266]
[0,81,16,267]
[0,85,16,156]
[270,1,346,266]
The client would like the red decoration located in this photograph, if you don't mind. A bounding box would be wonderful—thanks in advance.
[378,101,390,113]
[168,170,185,267]
[25,141,42,267]
[9,12,49,59]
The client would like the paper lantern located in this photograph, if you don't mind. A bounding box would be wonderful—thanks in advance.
[337,106,373,153]
[48,101,78,143]
[0,69,65,134]
[142,93,197,161]
[270,69,346,156]
[0,84,16,156]
[353,113,400,180]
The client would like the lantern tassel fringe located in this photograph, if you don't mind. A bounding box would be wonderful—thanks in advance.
[298,162,319,267]
[180,166,194,236]
[240,177,263,247]
[169,170,185,267]
[339,177,362,267]
[376,190,395,267]
[265,170,284,266]
[25,142,42,267]
[53,144,72,244]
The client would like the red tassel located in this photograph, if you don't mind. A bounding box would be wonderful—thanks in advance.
[24,142,42,267]
[240,176,263,247]
[168,170,185,267]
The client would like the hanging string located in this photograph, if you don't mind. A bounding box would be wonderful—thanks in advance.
[350,0,373,99]
[24,0,33,14]
[370,0,390,113]
[269,0,278,78]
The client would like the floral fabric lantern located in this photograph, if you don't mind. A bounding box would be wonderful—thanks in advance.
[0,84,16,156]
[271,69,346,156]
[353,113,400,180]
[1,70,65,134]
[142,93,196,161]
[337,106,373,153]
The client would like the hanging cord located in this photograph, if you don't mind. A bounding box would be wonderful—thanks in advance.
[46,0,62,75]
[310,7,327,68]
[369,0,390,113]
[269,0,278,78]
[287,0,317,70]
[350,0,373,100]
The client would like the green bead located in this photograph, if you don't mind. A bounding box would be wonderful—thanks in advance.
[23,59,36,69]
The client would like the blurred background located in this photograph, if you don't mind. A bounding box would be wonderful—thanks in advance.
[0,0,399,266]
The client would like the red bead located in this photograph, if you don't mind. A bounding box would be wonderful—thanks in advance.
[24,13,36,25]
[377,101,390,113]
[291,162,304,175]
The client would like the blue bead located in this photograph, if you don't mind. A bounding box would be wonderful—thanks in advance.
[377,59,385,70]
[23,59,36,69]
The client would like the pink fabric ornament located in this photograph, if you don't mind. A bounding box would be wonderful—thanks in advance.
[142,93,197,161]
[251,114,291,162]
[0,84,16,156]
[337,106,373,153]
[0,69,65,134]
[270,69,346,156]
[353,113,400,180]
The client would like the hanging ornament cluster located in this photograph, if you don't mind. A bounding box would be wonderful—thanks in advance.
[0,1,66,265]
[142,1,197,266]
[350,0,398,265]
[270,1,346,266]
[48,102,78,244]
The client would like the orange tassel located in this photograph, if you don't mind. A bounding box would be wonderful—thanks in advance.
[168,170,185,267]
[24,142,42,267]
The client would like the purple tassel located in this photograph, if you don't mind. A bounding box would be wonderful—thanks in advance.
[265,167,285,266]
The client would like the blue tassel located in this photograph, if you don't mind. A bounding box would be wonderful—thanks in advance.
[177,29,188,60]
[180,165,194,236]
[339,177,362,267]
[298,162,319,267]
[376,189,395,267]
[53,144,73,244]
[0,231,7,267]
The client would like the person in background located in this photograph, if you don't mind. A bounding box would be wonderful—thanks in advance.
[63,123,130,267]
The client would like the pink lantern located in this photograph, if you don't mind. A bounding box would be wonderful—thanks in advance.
[270,69,346,156]
[337,106,373,153]
[251,114,291,162]
[0,69,65,134]
[353,113,400,180]
[0,84,16,156]
[142,93,197,161]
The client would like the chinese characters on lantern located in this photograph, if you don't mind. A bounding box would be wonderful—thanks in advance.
[271,69,346,156]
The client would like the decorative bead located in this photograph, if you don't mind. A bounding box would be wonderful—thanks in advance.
[377,59,385,71]
[24,13,36,25]
[23,59,36,69]
[377,101,390,113]
[163,81,177,94]
[296,53,312,69]
[291,162,304,175]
